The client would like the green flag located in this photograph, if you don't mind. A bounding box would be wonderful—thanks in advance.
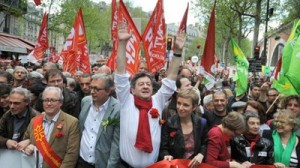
[230,38,249,96]
[286,29,300,95]
[272,76,298,95]
[272,19,300,95]
[262,66,271,77]
[282,20,300,74]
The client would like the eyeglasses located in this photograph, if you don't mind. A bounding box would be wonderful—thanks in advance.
[42,99,61,103]
[89,86,105,92]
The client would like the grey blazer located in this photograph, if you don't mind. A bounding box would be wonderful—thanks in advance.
[79,96,120,168]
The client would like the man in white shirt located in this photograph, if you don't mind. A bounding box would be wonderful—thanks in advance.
[77,74,120,168]
[115,23,185,168]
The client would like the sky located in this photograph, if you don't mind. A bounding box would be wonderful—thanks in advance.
[96,0,197,25]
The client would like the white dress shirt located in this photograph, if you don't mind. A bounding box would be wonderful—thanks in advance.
[39,111,61,168]
[115,73,176,168]
[79,97,110,164]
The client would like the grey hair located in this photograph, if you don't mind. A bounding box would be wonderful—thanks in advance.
[62,71,72,78]
[67,77,76,88]
[10,87,31,103]
[91,73,114,92]
[29,71,44,79]
[14,66,28,77]
[203,94,213,105]
[42,86,64,102]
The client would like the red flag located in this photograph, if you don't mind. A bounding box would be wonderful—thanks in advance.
[274,55,282,80]
[106,0,118,70]
[108,0,141,75]
[200,1,216,74]
[27,12,48,63]
[49,47,60,63]
[142,0,166,73]
[34,0,41,6]
[62,8,91,74]
[178,3,189,33]
[146,159,217,168]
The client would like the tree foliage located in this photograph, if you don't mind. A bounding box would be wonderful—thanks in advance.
[47,0,150,54]
[48,0,109,54]
[280,0,300,23]
[191,0,279,65]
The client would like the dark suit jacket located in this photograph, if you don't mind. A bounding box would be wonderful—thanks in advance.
[24,111,80,168]
[159,114,207,160]
[0,107,39,148]
[79,96,120,168]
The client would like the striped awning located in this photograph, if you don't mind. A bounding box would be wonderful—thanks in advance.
[0,33,35,54]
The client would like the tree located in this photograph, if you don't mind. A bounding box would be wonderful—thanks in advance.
[280,0,300,23]
[47,0,110,54]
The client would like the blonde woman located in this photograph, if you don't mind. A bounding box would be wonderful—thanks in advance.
[263,110,300,168]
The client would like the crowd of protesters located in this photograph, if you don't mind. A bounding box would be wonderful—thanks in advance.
[0,23,299,168]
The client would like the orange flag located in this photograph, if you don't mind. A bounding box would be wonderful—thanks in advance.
[142,0,166,73]
[200,1,216,75]
[106,0,118,70]
[62,8,90,74]
[110,0,141,75]
[27,12,48,63]
[178,3,189,33]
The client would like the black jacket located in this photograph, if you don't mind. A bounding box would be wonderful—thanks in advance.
[0,107,39,148]
[159,114,207,160]
[263,130,300,168]
[230,135,274,164]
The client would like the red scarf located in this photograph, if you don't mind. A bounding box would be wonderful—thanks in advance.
[244,133,260,154]
[134,96,153,153]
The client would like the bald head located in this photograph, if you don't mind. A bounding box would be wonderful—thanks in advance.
[96,65,112,75]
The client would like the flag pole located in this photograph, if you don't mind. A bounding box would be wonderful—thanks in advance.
[265,94,280,114]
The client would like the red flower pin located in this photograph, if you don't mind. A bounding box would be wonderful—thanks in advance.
[150,108,159,118]
[170,131,176,138]
[55,132,64,138]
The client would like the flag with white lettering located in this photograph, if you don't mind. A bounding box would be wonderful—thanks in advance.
[117,0,142,75]
[62,8,91,74]
[27,12,48,63]
[142,0,166,73]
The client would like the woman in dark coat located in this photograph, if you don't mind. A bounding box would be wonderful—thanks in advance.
[231,112,274,165]
[159,89,207,168]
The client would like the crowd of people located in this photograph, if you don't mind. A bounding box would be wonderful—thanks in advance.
[0,23,299,168]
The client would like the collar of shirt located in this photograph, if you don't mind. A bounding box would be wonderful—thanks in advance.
[43,110,61,123]
[13,108,28,119]
[91,97,110,112]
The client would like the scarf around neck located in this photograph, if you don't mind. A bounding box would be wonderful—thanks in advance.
[272,130,296,166]
[134,95,153,153]
[244,133,260,154]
